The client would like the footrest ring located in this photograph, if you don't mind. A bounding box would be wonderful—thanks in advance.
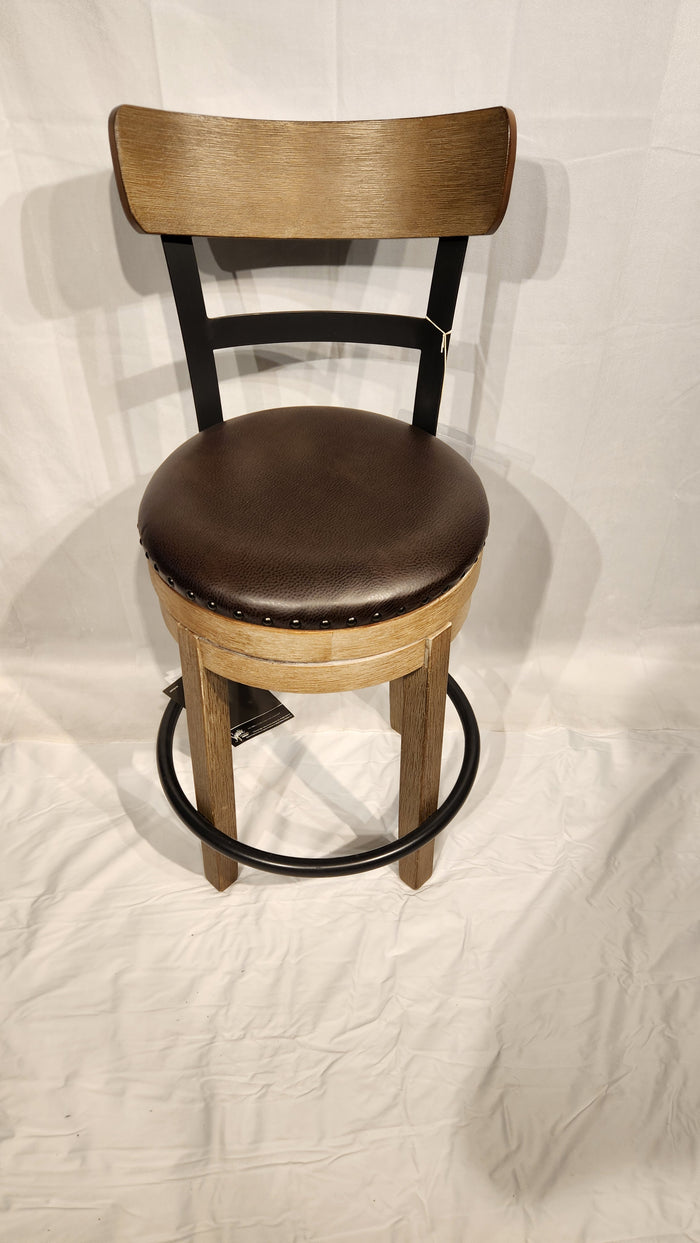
[156,674,480,878]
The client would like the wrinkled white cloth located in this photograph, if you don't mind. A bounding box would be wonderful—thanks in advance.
[2,724,700,1241]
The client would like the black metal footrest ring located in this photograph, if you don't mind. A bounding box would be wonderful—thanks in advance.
[156,674,480,878]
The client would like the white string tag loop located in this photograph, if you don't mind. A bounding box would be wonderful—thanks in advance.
[425,314,451,356]
[425,315,452,401]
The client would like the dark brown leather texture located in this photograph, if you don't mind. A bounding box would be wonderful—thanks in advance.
[138,406,489,630]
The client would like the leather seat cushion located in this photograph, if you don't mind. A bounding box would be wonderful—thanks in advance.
[138,405,489,629]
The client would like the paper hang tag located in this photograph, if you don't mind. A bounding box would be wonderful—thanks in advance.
[163,677,293,746]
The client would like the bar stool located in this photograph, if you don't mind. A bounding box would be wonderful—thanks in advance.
[108,103,516,890]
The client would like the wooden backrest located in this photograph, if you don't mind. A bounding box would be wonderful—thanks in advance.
[109,105,516,239]
[109,103,517,436]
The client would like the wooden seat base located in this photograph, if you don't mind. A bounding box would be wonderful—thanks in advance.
[148,555,482,891]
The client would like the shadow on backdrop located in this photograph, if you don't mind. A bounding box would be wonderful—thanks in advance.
[11,153,601,881]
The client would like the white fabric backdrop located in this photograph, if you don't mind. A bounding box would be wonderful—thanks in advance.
[2,725,700,1242]
[1,0,698,738]
[2,4,700,1241]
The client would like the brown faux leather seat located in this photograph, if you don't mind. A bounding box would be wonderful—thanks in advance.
[139,405,489,630]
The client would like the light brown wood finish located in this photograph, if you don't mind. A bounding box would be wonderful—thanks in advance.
[178,624,238,891]
[150,556,481,669]
[389,679,403,733]
[199,637,427,695]
[397,626,452,890]
[109,105,516,239]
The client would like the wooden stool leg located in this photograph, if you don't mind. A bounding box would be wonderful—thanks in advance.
[397,625,451,890]
[389,678,404,732]
[178,624,238,892]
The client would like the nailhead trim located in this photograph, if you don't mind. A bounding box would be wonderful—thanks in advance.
[140,544,469,629]
[145,573,444,628]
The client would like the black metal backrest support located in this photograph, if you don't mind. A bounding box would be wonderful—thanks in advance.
[162,234,469,436]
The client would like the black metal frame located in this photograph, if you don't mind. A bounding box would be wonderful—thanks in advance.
[162,234,469,436]
[157,674,480,878]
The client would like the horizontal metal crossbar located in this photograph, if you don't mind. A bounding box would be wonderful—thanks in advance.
[208,309,430,352]
[156,674,480,878]
[161,234,469,435]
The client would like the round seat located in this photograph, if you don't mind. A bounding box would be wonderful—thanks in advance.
[138,405,489,630]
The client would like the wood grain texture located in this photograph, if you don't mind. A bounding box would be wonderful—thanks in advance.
[109,105,516,239]
[397,626,452,890]
[178,624,238,891]
[389,679,404,733]
[150,556,481,665]
[198,633,426,694]
[449,551,483,637]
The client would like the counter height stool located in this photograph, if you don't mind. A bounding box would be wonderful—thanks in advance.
[109,103,516,891]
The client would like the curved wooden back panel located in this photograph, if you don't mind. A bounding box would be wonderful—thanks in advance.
[109,104,516,239]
